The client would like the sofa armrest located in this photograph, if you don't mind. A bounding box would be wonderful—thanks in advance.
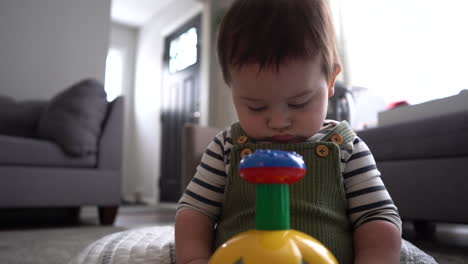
[98,96,124,170]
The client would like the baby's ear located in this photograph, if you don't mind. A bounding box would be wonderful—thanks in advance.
[328,65,342,97]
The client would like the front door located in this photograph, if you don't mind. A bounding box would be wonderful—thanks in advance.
[159,15,202,202]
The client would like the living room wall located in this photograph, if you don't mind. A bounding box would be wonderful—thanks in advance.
[0,0,111,100]
[108,22,138,203]
[207,0,238,129]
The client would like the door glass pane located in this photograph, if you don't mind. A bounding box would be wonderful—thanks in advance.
[169,27,198,73]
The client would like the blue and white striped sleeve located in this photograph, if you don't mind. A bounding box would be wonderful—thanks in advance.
[342,137,402,233]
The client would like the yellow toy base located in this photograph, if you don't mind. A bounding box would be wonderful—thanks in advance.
[210,229,338,264]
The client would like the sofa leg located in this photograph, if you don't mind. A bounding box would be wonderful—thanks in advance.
[67,207,81,217]
[98,206,119,225]
[66,207,81,223]
[413,220,436,235]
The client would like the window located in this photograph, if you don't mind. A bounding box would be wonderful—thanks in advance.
[169,27,198,73]
[104,48,124,102]
[334,0,468,105]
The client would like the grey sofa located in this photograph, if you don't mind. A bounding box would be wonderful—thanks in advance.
[0,79,124,225]
[358,107,468,229]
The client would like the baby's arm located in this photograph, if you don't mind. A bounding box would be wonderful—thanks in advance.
[175,130,230,264]
[175,209,214,264]
[342,137,402,263]
[353,220,401,263]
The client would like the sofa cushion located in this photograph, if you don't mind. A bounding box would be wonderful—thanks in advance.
[357,110,468,161]
[0,134,96,167]
[0,96,46,138]
[37,79,108,156]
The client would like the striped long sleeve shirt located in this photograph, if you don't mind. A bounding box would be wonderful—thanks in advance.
[178,121,402,232]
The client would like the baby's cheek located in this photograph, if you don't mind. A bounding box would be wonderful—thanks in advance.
[244,122,262,137]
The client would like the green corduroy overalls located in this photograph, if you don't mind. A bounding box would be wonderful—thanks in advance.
[214,121,356,263]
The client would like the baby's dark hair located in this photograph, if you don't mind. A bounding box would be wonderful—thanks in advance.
[217,0,341,84]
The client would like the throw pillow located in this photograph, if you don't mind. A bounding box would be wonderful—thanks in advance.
[37,78,108,156]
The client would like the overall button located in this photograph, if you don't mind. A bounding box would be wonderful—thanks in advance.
[240,148,253,158]
[331,134,344,145]
[237,135,248,144]
[315,145,329,158]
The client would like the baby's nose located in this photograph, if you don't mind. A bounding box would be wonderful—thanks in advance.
[268,111,292,130]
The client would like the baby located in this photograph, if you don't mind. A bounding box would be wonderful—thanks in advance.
[175,0,402,263]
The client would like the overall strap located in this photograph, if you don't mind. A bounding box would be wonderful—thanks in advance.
[321,120,356,147]
[230,122,246,144]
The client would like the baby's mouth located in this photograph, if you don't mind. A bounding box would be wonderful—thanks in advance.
[270,134,297,143]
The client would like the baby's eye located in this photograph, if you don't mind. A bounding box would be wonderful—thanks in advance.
[288,100,310,109]
[248,106,267,112]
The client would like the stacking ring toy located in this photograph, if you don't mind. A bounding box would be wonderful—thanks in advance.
[209,150,338,264]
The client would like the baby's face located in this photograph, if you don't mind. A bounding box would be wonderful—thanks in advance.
[230,57,336,143]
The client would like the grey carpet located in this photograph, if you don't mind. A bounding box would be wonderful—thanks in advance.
[0,226,126,264]
[0,225,466,264]
[411,242,468,264]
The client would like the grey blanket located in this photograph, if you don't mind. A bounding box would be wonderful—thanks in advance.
[401,240,438,264]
